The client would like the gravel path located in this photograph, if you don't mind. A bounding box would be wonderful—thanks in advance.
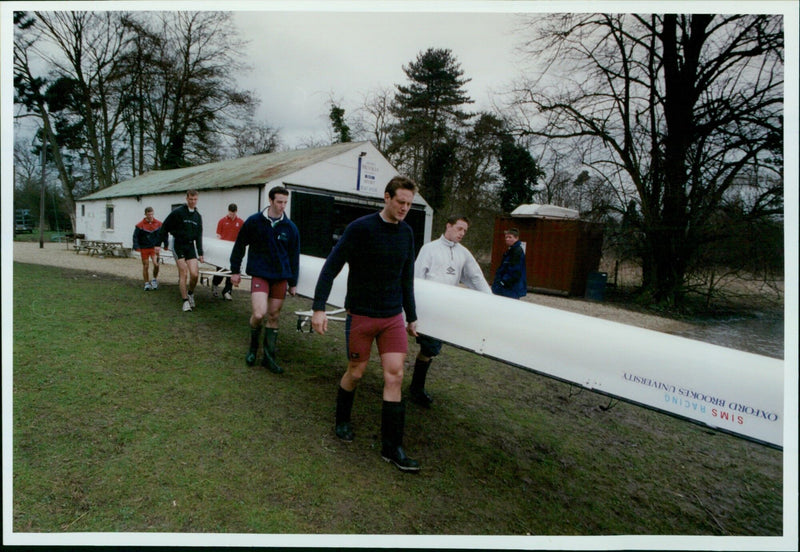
[12,240,695,334]
[13,240,184,284]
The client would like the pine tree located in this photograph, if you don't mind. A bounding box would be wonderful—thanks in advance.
[498,139,544,213]
[389,48,473,203]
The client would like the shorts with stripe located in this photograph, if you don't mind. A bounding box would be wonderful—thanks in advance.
[251,277,288,299]
[345,313,407,362]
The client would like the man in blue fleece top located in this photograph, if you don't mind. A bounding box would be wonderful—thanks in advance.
[311,176,421,472]
[230,186,300,374]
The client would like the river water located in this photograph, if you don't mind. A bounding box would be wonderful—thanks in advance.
[672,309,785,359]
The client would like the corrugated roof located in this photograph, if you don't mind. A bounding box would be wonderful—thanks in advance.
[79,141,368,200]
[511,203,580,219]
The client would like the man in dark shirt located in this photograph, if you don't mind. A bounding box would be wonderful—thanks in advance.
[161,189,204,312]
[311,176,420,472]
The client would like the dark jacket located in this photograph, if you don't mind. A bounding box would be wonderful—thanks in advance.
[492,240,527,298]
[229,212,300,287]
[160,205,203,255]
[132,218,167,250]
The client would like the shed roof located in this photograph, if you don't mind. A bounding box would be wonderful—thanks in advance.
[510,204,580,220]
[79,141,369,200]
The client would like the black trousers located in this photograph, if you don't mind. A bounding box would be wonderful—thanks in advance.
[212,275,232,293]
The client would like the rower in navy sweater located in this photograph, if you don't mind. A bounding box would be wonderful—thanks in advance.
[230,186,300,374]
[312,176,421,472]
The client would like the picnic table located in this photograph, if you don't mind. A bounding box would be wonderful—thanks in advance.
[74,239,131,258]
[57,233,85,249]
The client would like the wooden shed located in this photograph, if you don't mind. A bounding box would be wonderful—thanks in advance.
[491,205,604,297]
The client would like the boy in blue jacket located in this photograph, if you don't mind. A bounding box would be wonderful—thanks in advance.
[230,186,300,374]
[491,228,527,299]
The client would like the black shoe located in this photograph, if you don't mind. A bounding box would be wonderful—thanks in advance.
[335,422,354,442]
[245,348,257,366]
[409,388,433,408]
[381,445,420,472]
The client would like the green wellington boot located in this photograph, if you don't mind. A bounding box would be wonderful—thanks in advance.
[335,386,355,441]
[262,327,283,374]
[246,326,261,366]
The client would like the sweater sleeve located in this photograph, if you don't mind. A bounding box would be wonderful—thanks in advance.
[195,215,204,256]
[132,226,141,250]
[462,250,492,293]
[289,224,300,288]
[414,243,431,279]
[401,232,417,323]
[312,228,351,311]
[158,212,174,248]
[229,221,248,274]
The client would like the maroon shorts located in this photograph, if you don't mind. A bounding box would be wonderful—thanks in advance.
[251,277,288,299]
[345,313,407,362]
[139,248,158,262]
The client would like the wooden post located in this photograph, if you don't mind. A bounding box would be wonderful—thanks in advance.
[38,131,47,249]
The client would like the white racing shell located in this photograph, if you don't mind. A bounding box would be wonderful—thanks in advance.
[204,237,784,449]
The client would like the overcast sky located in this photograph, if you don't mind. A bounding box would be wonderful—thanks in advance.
[230,9,526,147]
[4,1,796,149]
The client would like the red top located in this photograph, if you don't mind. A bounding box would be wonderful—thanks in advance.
[217,215,244,241]
[136,218,162,232]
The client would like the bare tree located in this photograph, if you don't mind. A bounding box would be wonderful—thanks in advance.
[231,121,282,156]
[16,10,261,197]
[352,86,396,153]
[511,14,783,306]
[122,12,257,169]
[294,135,330,150]
[14,12,81,230]
[31,11,132,190]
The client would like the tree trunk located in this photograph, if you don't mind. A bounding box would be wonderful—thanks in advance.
[647,14,712,306]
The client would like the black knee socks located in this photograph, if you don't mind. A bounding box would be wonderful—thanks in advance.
[410,358,432,392]
[335,386,355,425]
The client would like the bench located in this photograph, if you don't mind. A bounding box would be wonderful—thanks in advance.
[74,240,131,258]
[73,239,97,254]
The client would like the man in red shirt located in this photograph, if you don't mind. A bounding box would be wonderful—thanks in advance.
[214,203,244,300]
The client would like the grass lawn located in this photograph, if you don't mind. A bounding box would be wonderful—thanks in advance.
[11,262,783,537]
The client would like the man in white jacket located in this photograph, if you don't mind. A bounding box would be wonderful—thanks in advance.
[410,215,491,407]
